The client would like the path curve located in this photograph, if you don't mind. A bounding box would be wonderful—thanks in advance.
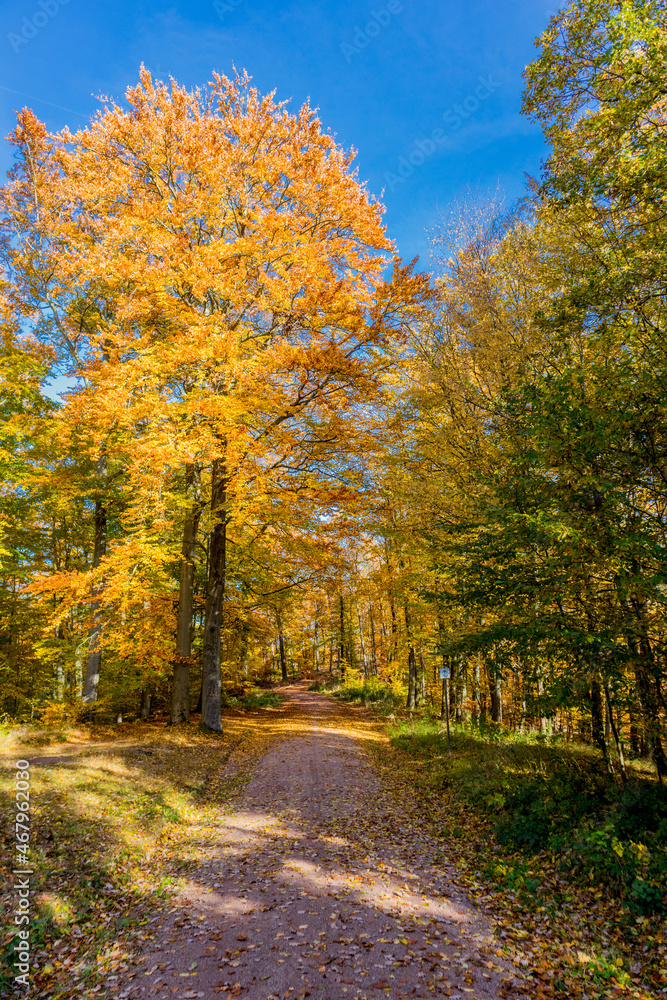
[139,686,512,1000]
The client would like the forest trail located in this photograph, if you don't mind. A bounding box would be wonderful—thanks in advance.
[139,685,512,1000]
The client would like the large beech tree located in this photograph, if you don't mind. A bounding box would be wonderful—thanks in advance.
[1,70,426,730]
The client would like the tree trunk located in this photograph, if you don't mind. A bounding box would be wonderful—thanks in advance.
[82,458,108,704]
[405,604,417,710]
[140,688,151,720]
[384,540,398,663]
[536,660,549,735]
[369,603,377,675]
[489,658,502,723]
[454,653,465,722]
[357,604,368,678]
[278,628,287,682]
[634,656,667,782]
[604,681,627,783]
[591,673,613,773]
[170,464,202,724]
[473,653,481,724]
[200,458,227,733]
[339,594,346,679]
[419,645,427,703]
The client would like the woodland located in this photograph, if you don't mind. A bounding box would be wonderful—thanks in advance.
[2,0,667,949]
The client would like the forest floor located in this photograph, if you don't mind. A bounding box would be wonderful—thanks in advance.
[0,682,663,1000]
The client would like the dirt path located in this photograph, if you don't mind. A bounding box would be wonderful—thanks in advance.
[137,686,513,1000]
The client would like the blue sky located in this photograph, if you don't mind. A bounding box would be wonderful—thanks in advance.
[0,0,554,270]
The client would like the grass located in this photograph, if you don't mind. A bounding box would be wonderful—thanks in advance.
[224,688,283,710]
[329,676,405,709]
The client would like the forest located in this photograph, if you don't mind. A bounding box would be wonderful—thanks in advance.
[1,3,666,772]
[2,2,667,997]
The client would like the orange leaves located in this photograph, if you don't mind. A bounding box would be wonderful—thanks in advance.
[0,67,432,701]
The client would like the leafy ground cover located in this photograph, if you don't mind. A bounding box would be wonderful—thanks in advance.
[327,677,406,709]
[0,696,286,999]
[368,716,667,999]
[3,680,666,1000]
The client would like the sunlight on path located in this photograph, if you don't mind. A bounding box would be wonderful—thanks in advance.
[137,687,516,1000]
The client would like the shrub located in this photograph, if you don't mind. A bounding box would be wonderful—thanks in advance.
[227,689,282,710]
[333,678,403,707]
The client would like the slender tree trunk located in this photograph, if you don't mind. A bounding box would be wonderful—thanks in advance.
[405,604,417,710]
[634,655,667,781]
[383,539,398,663]
[140,688,151,720]
[536,661,549,735]
[200,457,227,733]
[488,656,502,723]
[357,605,368,678]
[629,705,640,756]
[278,627,287,682]
[591,673,613,773]
[339,594,346,679]
[82,454,108,704]
[369,603,378,675]
[473,653,481,724]
[454,653,466,722]
[171,464,202,724]
[418,645,427,703]
[604,681,627,783]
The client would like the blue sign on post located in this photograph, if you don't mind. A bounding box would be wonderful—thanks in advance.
[439,667,450,680]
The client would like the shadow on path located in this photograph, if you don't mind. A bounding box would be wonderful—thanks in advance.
[134,686,516,1000]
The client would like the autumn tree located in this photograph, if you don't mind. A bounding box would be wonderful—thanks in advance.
[0,71,427,728]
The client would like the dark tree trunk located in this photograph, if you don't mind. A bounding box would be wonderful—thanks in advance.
[604,681,627,783]
[635,656,667,781]
[279,628,287,682]
[453,653,465,722]
[140,688,151,720]
[472,653,481,723]
[369,603,378,675]
[200,458,227,733]
[357,605,368,678]
[171,464,202,725]
[489,658,502,723]
[405,604,417,710]
[82,456,108,704]
[591,673,613,773]
[339,594,346,679]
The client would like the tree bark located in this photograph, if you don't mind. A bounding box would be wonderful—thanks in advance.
[368,603,378,675]
[339,594,346,679]
[591,674,612,771]
[200,457,227,733]
[170,464,202,724]
[405,604,417,710]
[489,657,502,723]
[278,627,287,682]
[357,604,368,678]
[604,681,627,783]
[140,688,151,720]
[82,453,108,704]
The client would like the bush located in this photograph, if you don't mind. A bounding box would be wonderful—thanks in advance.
[226,689,282,710]
[333,678,403,707]
[390,717,667,915]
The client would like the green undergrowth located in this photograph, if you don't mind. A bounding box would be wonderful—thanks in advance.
[379,717,667,997]
[390,718,667,916]
[329,676,405,709]
[223,688,283,710]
